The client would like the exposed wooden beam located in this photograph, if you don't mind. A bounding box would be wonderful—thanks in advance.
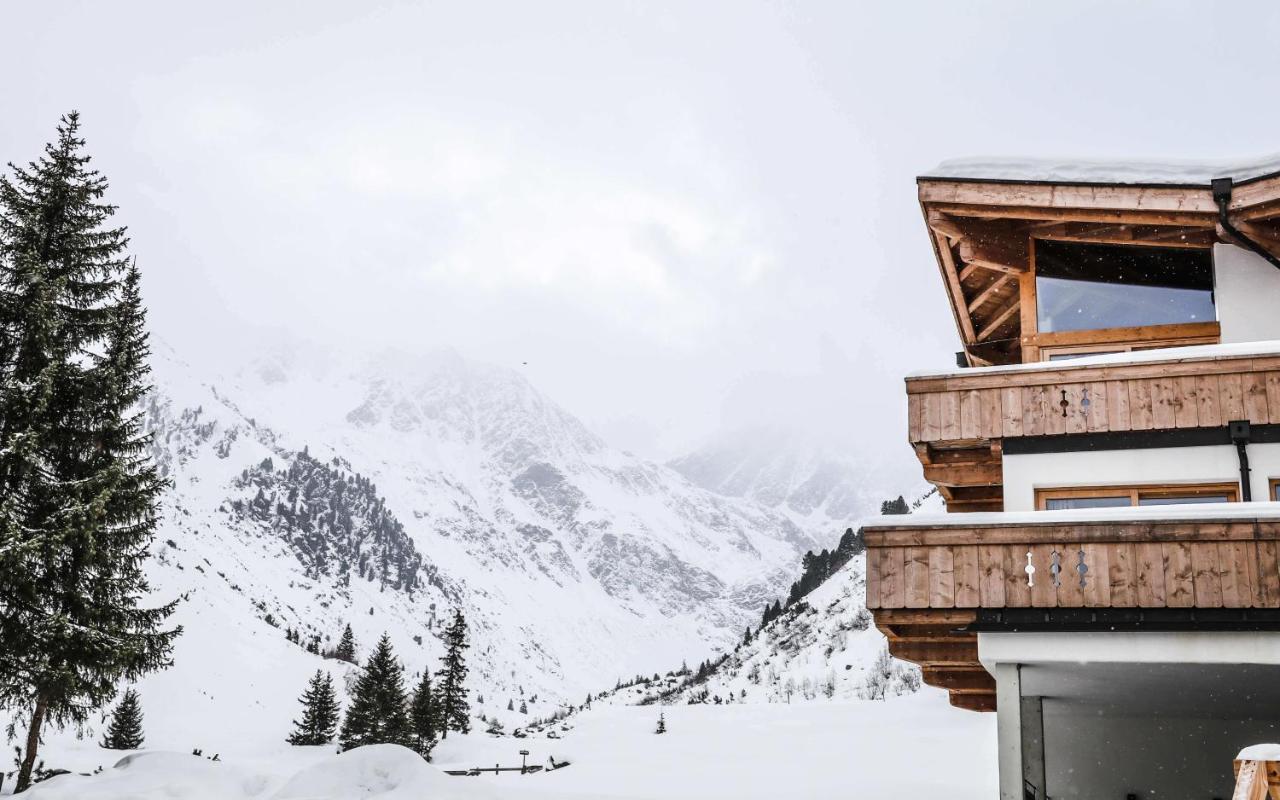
[934,232,977,344]
[927,212,967,241]
[966,275,1013,314]
[931,201,1215,228]
[976,297,1020,341]
[949,693,997,712]
[922,462,1002,486]
[959,239,1028,274]
[921,668,996,694]
[889,639,979,667]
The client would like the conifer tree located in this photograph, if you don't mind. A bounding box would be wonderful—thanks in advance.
[655,712,666,734]
[288,671,340,746]
[339,633,411,751]
[434,609,471,738]
[0,113,179,793]
[335,623,357,663]
[100,689,145,750]
[409,671,437,757]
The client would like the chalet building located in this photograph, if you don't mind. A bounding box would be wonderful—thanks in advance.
[861,157,1280,799]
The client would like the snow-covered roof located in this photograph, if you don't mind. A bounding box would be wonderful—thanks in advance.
[923,154,1280,187]
[861,501,1280,530]
[906,340,1280,381]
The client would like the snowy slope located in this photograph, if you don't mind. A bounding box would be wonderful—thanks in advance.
[27,338,849,751]
[21,698,997,800]
[562,554,919,718]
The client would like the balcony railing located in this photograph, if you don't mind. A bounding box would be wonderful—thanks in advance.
[865,507,1280,612]
[905,343,1280,511]
[860,505,1280,711]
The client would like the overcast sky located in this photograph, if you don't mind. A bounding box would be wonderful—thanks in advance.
[4,1,1280,478]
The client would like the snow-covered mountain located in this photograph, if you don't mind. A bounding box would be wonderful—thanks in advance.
[539,553,920,731]
[126,341,851,740]
[669,428,884,523]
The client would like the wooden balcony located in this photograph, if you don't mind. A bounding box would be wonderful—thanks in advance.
[861,507,1280,711]
[906,345,1280,511]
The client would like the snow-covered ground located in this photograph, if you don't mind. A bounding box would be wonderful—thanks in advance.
[18,694,995,799]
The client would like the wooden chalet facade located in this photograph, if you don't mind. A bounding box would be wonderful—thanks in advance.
[863,158,1280,799]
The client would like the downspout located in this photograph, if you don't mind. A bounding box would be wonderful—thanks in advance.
[1212,177,1280,270]
[1230,420,1253,502]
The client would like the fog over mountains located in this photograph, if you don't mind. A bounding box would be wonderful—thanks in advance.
[136,340,890,732]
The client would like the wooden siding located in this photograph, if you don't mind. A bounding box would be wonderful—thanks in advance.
[906,353,1280,446]
[864,518,1280,611]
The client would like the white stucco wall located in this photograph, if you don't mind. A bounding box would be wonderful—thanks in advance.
[1002,442,1280,511]
[1215,242,1280,344]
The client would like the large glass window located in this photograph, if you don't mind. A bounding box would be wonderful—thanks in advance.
[1035,240,1215,333]
[1038,483,1238,510]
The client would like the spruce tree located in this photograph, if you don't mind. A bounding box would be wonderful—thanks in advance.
[100,689,145,750]
[339,633,411,751]
[434,609,471,738]
[0,113,179,793]
[335,623,357,663]
[655,712,666,734]
[288,671,340,746]
[408,671,437,757]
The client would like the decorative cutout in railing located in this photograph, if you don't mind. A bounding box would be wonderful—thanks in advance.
[1049,550,1062,588]
[1024,551,1036,587]
[1076,550,1089,589]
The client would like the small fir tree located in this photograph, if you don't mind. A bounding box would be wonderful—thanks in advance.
[339,634,411,751]
[335,624,357,663]
[434,609,471,738]
[655,713,666,734]
[409,671,437,758]
[100,689,145,750]
[288,671,340,746]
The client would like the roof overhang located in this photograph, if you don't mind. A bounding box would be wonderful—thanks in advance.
[917,166,1280,366]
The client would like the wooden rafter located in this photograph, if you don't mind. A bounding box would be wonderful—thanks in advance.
[966,274,1013,314]
[976,297,1019,341]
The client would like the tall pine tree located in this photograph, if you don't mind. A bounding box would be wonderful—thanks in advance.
[100,688,145,750]
[0,112,179,793]
[434,609,470,738]
[288,671,341,746]
[409,671,437,758]
[339,633,411,751]
[335,623,357,663]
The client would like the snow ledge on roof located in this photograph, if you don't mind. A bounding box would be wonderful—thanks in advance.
[906,340,1280,381]
[861,501,1280,530]
[923,154,1280,186]
[1238,743,1280,762]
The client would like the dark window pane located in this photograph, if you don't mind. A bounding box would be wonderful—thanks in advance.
[1045,496,1131,510]
[1047,350,1124,361]
[1034,241,1215,333]
[1137,494,1231,506]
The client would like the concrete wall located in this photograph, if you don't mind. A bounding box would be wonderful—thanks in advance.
[1002,442,1280,511]
[1216,243,1280,344]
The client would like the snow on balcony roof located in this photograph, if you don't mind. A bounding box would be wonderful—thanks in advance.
[906,340,1280,381]
[922,154,1280,187]
[861,501,1280,530]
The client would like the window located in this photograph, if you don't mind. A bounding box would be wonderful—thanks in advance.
[1034,240,1215,334]
[1271,478,1280,502]
[1037,483,1238,510]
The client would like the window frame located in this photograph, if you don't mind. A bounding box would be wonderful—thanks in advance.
[1270,478,1280,502]
[1035,482,1240,511]
[1020,238,1221,363]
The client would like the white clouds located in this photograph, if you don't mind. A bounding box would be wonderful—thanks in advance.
[5,0,1280,473]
